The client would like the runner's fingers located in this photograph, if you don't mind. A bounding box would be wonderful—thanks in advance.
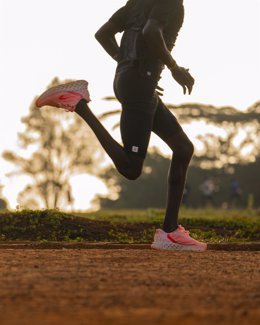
[183,73,194,94]
[188,84,193,95]
[185,72,194,84]
[181,78,193,95]
[156,90,164,96]
[156,85,164,91]
[156,85,164,96]
[186,80,193,95]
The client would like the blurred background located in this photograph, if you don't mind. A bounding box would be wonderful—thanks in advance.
[0,0,259,211]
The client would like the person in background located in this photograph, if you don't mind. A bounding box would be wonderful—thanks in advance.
[229,179,242,208]
[200,177,216,208]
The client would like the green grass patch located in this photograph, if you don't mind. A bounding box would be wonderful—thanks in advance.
[0,208,259,243]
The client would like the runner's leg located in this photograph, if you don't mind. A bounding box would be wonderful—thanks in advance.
[152,99,194,232]
[75,68,158,180]
[75,99,143,180]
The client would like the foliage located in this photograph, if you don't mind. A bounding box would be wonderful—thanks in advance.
[2,78,102,209]
[100,100,260,168]
[95,150,260,209]
[0,209,259,243]
[0,199,7,210]
[0,183,8,210]
[167,101,260,124]
[97,99,260,210]
[95,150,169,209]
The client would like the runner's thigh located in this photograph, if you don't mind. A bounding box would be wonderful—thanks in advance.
[114,68,158,158]
[152,98,186,147]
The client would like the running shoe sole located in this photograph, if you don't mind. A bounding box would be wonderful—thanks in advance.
[36,80,90,111]
[151,241,207,251]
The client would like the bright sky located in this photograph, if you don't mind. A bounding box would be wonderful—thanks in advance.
[0,0,259,209]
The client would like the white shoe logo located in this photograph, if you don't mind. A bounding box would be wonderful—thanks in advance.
[132,146,139,153]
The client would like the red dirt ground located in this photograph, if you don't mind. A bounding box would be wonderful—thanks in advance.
[0,248,259,325]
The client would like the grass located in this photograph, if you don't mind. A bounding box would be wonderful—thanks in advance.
[0,208,259,243]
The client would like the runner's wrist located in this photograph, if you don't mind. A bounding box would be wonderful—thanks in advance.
[168,61,178,72]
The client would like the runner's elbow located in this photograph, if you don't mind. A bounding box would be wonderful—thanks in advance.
[95,21,118,42]
[95,29,104,42]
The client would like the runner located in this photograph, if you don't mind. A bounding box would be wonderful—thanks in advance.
[36,0,207,251]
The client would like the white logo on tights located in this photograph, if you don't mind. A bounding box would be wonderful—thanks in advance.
[132,146,139,153]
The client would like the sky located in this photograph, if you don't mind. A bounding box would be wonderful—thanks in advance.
[0,0,259,209]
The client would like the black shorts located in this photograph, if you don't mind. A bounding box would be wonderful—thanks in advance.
[113,65,183,158]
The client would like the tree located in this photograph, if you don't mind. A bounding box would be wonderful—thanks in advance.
[0,183,8,210]
[95,149,169,209]
[96,99,260,209]
[100,99,260,168]
[96,150,260,209]
[167,101,260,168]
[3,78,102,209]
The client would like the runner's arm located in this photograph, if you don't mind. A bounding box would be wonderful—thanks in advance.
[143,19,177,70]
[143,19,194,95]
[96,2,131,61]
[95,21,121,61]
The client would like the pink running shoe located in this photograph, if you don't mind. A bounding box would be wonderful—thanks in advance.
[151,226,207,251]
[36,80,90,112]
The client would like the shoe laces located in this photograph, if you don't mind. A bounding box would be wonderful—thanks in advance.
[178,225,190,235]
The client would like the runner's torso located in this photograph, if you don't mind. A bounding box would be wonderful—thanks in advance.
[109,0,184,79]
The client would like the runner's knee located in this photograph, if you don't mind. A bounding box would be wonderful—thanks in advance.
[122,167,142,180]
[175,139,194,162]
[117,156,144,180]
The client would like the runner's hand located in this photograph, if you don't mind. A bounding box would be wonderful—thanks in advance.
[171,66,195,95]
[156,85,164,96]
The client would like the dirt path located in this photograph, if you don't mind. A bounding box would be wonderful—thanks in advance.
[0,249,259,325]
